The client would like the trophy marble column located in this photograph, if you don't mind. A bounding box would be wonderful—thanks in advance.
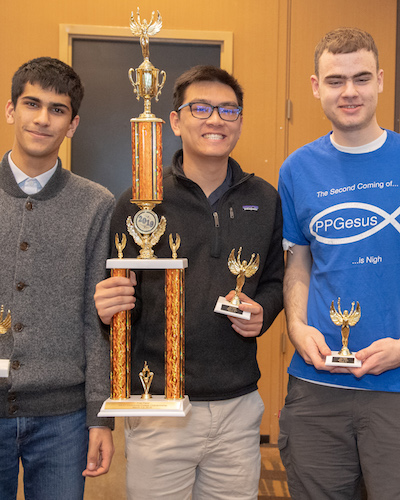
[165,268,185,399]
[110,268,131,399]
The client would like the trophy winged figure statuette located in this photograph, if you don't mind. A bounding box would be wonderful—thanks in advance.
[330,298,361,356]
[228,247,260,307]
[0,306,11,334]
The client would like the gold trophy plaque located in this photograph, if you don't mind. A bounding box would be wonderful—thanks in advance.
[214,247,260,321]
[325,298,362,367]
[98,9,190,417]
[0,305,11,377]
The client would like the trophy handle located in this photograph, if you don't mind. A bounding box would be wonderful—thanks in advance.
[128,68,141,100]
[155,70,166,101]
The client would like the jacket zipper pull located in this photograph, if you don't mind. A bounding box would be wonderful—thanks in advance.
[213,212,220,228]
[229,206,234,219]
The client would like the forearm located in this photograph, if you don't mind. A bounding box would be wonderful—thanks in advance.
[284,243,312,334]
[283,247,333,370]
[283,258,310,344]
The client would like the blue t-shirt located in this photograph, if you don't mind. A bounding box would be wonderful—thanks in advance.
[279,130,400,392]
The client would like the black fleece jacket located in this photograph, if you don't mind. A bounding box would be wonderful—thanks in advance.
[110,150,283,400]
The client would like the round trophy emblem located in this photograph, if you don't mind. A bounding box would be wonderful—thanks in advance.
[133,209,159,234]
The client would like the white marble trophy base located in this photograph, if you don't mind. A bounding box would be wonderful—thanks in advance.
[98,395,191,417]
[0,359,10,377]
[214,296,251,320]
[325,352,362,367]
[106,258,188,270]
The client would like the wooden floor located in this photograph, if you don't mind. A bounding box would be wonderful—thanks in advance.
[259,444,290,499]
[17,420,290,499]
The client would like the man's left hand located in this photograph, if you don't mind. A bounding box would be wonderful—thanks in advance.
[82,427,114,477]
[351,338,400,377]
[225,291,263,338]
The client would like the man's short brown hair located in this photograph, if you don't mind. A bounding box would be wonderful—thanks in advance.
[314,28,379,76]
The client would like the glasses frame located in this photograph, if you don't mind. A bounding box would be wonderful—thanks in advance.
[177,101,243,122]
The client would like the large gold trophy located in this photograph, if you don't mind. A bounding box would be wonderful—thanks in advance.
[98,9,190,417]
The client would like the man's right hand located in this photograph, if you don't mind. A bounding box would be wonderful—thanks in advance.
[289,322,332,371]
[94,271,137,325]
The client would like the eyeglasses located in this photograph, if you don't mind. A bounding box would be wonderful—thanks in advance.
[177,102,242,122]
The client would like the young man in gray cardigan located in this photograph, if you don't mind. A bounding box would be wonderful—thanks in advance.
[0,57,115,500]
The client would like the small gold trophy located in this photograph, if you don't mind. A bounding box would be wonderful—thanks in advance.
[325,297,362,367]
[214,247,260,321]
[139,362,154,399]
[0,305,11,334]
[0,305,11,377]
[98,9,190,418]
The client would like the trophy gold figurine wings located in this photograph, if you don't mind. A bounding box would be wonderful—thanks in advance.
[228,248,260,306]
[214,247,260,321]
[326,297,362,367]
[0,305,11,334]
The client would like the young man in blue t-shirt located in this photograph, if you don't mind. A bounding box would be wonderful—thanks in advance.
[278,28,400,499]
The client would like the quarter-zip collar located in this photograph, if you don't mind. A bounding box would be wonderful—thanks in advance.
[170,149,253,192]
[168,150,254,258]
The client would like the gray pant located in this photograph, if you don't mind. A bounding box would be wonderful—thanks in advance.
[279,376,400,500]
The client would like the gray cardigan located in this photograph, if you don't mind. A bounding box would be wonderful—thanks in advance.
[0,153,115,427]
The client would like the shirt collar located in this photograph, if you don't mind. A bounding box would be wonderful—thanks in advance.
[330,130,387,154]
[8,152,58,192]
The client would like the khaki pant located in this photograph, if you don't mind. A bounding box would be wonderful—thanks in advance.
[125,391,264,500]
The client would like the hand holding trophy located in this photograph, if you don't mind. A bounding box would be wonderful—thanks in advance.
[214,247,259,321]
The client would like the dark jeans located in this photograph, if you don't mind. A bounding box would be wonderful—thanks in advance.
[0,409,88,500]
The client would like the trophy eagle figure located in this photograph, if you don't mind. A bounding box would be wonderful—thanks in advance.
[126,215,166,259]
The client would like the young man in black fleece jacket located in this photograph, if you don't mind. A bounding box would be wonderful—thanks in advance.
[94,65,283,500]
